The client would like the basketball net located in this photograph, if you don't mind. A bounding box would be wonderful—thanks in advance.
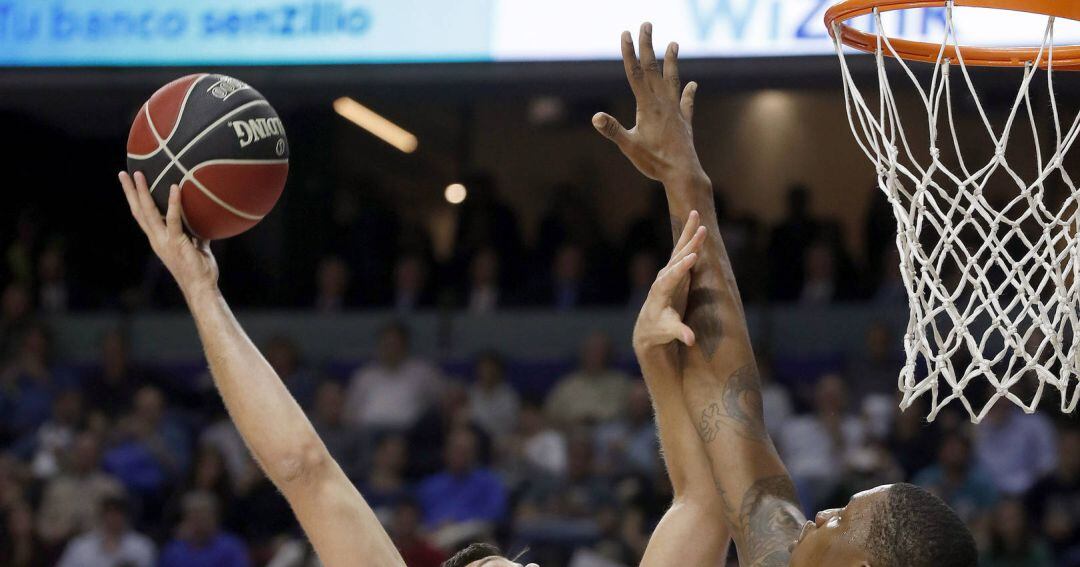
[831,3,1080,422]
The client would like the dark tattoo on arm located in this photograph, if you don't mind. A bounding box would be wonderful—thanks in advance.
[736,475,803,567]
[694,364,768,443]
[685,287,722,358]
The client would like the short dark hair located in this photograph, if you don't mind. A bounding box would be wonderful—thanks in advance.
[865,483,976,567]
[442,543,502,567]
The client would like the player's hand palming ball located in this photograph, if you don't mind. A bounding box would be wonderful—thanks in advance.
[126,74,289,240]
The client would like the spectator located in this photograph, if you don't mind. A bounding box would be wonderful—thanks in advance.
[873,248,907,305]
[359,434,410,521]
[778,374,866,513]
[391,499,447,567]
[408,381,489,479]
[103,386,191,517]
[975,403,1057,495]
[1026,427,1080,564]
[56,493,156,567]
[12,388,82,480]
[313,255,350,313]
[159,491,250,567]
[198,400,257,496]
[981,498,1053,567]
[625,251,659,309]
[36,243,71,313]
[0,323,73,440]
[416,428,506,537]
[864,185,897,292]
[178,446,241,532]
[0,283,31,359]
[467,351,520,441]
[37,432,123,545]
[913,431,998,526]
[465,248,502,313]
[512,402,568,479]
[539,244,590,310]
[545,332,631,426]
[311,380,369,482]
[393,254,435,313]
[344,322,443,431]
[799,241,839,306]
[264,335,318,412]
[847,322,902,401]
[81,329,143,419]
[452,172,524,284]
[594,382,658,477]
[767,184,820,301]
[758,354,793,439]
[1,500,45,567]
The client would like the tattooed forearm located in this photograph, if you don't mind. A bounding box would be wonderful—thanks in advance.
[737,475,803,567]
[721,364,768,441]
[693,364,768,443]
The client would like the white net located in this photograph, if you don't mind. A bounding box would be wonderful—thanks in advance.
[831,3,1080,422]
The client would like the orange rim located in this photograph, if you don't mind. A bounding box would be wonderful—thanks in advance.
[825,0,1080,69]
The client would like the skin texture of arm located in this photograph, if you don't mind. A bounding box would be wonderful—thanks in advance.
[635,212,731,567]
[593,24,805,567]
[117,171,406,567]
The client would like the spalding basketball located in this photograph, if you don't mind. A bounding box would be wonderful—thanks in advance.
[127,74,289,240]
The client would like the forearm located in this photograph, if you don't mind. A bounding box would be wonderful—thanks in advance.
[185,287,322,482]
[637,349,731,567]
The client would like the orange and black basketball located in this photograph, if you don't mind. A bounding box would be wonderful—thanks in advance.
[126,74,289,240]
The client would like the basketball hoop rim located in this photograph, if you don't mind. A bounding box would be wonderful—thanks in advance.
[825,0,1080,69]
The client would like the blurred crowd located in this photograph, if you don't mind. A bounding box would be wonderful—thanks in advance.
[0,175,907,314]
[2,178,1078,567]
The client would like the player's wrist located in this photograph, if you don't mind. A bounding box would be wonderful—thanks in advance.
[660,166,710,189]
[180,279,221,306]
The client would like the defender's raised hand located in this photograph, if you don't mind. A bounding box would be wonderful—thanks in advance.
[593,22,702,183]
[633,210,707,354]
[118,171,218,298]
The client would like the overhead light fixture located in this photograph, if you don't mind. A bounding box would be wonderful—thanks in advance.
[333,97,418,154]
[445,183,467,205]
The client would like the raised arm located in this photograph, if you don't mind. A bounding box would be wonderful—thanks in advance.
[117,172,405,567]
[634,211,730,567]
[593,24,804,566]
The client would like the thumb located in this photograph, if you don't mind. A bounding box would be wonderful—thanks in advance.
[592,112,631,147]
[675,322,696,347]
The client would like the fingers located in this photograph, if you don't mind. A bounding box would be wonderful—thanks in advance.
[592,112,631,148]
[165,185,183,238]
[674,322,696,347]
[133,172,166,236]
[620,30,647,99]
[656,251,698,293]
[118,172,150,234]
[672,210,701,253]
[672,226,707,266]
[663,42,681,96]
[638,22,664,91]
[680,81,697,123]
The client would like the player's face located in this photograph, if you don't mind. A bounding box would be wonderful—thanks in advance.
[788,484,891,566]
[466,558,539,567]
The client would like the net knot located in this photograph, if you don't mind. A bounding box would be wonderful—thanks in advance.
[930,147,941,160]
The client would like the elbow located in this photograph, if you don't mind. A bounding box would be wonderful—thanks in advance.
[269,437,331,485]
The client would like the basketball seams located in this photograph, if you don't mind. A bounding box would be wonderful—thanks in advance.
[126,74,205,160]
[148,99,272,195]
[178,158,289,222]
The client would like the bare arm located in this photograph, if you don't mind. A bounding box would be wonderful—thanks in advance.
[593,24,804,567]
[634,211,731,567]
[118,172,405,567]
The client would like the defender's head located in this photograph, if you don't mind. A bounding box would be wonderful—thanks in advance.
[441,543,538,567]
[790,483,976,567]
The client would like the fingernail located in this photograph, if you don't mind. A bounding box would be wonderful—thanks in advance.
[645,22,652,34]
[622,31,631,42]
[674,43,679,55]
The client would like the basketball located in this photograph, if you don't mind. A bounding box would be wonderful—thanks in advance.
[126,74,289,240]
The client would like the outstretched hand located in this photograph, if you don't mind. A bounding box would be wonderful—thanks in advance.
[118,172,218,298]
[593,22,703,183]
[633,210,706,354]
